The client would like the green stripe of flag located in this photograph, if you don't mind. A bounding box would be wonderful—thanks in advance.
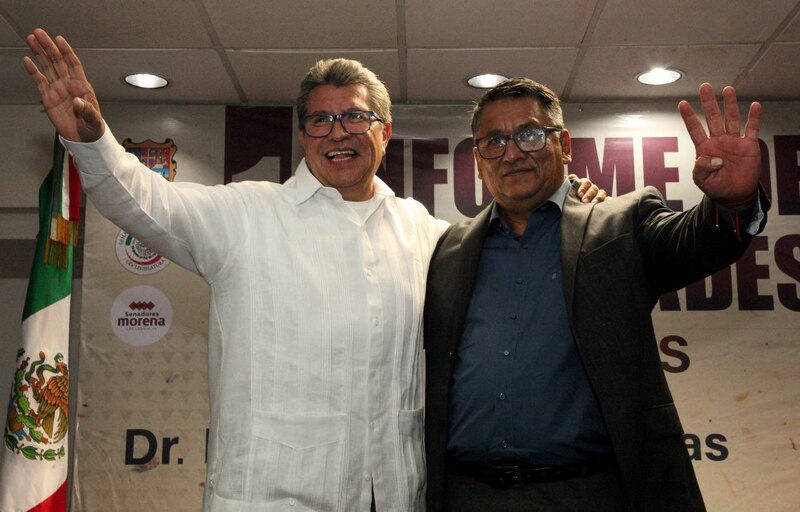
[23,140,74,320]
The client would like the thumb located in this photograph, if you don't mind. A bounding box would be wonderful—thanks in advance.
[73,97,105,142]
[692,155,724,186]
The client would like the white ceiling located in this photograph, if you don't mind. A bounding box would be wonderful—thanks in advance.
[1,0,799,106]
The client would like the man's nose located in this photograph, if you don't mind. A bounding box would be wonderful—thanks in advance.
[502,138,525,162]
[328,118,351,140]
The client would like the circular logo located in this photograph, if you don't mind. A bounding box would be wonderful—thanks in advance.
[110,285,173,346]
[115,230,169,275]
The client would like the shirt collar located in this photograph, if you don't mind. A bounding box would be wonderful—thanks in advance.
[290,158,396,206]
[489,177,571,224]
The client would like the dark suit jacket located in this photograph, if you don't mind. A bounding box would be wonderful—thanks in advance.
[424,184,767,511]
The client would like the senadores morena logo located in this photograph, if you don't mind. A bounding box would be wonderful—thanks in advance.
[115,230,170,275]
[110,285,173,346]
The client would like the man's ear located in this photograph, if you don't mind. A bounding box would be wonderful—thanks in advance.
[560,129,572,164]
[473,146,486,181]
[382,122,393,149]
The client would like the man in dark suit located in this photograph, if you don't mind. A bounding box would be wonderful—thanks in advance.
[423,78,767,511]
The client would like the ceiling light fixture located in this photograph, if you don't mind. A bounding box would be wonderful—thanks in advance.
[466,73,508,89]
[635,68,682,86]
[124,73,169,89]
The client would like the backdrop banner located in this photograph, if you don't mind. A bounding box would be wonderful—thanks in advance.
[75,102,799,511]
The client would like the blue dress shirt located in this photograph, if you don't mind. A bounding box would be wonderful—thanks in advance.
[447,180,612,465]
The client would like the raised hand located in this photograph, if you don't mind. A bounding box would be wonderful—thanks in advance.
[678,83,761,205]
[23,28,104,142]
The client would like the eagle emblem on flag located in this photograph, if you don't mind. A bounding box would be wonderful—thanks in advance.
[4,348,68,462]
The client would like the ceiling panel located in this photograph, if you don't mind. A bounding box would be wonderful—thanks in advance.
[78,49,239,104]
[0,0,213,48]
[0,1,798,105]
[737,42,800,99]
[406,48,579,102]
[203,0,398,49]
[404,0,596,47]
[592,0,798,44]
[569,45,761,101]
[0,49,41,103]
[0,13,19,46]
[777,9,800,41]
[228,50,400,104]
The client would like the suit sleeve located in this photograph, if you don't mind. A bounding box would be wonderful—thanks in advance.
[634,186,769,296]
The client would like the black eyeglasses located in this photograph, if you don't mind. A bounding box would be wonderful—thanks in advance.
[474,126,562,159]
[301,110,385,138]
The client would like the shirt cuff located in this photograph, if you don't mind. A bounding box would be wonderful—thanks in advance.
[59,122,127,177]
[715,195,766,236]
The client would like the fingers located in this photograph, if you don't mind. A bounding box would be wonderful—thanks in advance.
[573,177,590,198]
[744,101,762,141]
[699,83,724,136]
[22,55,48,91]
[26,32,54,83]
[582,184,599,203]
[722,86,740,135]
[41,33,69,79]
[678,99,708,148]
[26,29,73,84]
[681,83,754,147]
[31,29,66,81]
[592,188,608,203]
[573,178,603,203]
[55,35,89,83]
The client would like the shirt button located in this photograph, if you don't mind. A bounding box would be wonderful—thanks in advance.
[373,318,379,326]
[366,269,373,277]
[289,498,296,506]
[551,272,557,279]
[516,278,524,284]
[509,313,517,320]
[364,474,370,481]
[503,350,510,356]
[501,440,508,448]
[499,393,506,400]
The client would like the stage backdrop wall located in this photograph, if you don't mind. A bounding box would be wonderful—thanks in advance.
[74,102,799,511]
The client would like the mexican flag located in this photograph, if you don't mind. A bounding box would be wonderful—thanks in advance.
[0,138,80,511]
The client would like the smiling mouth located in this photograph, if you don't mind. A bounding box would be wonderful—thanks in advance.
[326,149,357,161]
[504,167,535,177]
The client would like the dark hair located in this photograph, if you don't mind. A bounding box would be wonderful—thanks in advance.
[297,58,392,124]
[470,77,563,135]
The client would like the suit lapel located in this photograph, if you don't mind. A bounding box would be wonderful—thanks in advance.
[446,204,493,356]
[561,186,591,316]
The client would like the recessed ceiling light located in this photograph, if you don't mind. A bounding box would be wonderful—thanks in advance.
[124,73,169,89]
[466,73,508,89]
[635,68,682,86]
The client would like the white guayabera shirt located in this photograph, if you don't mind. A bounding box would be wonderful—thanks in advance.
[65,127,448,512]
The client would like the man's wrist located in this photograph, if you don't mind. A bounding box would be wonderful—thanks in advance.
[716,189,759,210]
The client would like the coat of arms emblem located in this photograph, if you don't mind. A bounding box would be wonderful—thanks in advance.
[4,349,68,461]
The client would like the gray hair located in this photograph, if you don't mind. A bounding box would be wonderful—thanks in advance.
[296,58,392,123]
[471,77,563,135]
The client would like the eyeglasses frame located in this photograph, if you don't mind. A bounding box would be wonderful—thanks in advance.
[474,126,563,159]
[300,110,385,138]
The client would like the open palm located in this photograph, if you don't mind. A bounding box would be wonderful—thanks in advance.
[23,28,104,142]
[679,84,762,203]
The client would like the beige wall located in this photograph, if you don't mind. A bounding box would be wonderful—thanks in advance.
[0,103,226,410]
